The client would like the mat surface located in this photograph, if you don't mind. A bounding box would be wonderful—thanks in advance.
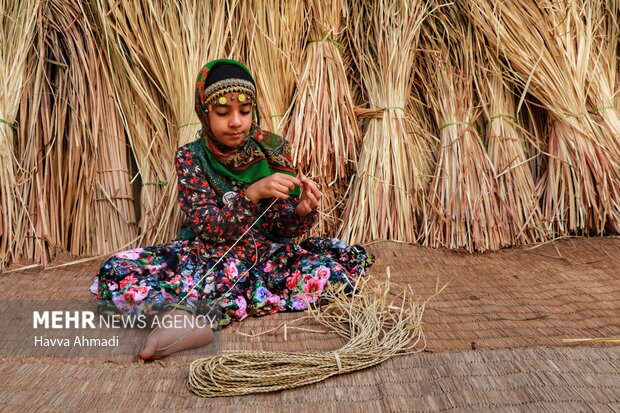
[1,237,619,411]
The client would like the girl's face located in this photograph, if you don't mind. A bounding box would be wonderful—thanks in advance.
[207,92,253,148]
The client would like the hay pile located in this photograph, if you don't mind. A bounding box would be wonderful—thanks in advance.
[93,0,235,245]
[339,0,429,244]
[419,6,502,251]
[286,0,362,236]
[466,0,620,235]
[0,0,40,266]
[2,1,620,269]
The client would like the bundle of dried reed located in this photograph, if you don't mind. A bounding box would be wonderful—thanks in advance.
[237,0,308,137]
[93,0,235,245]
[14,24,47,266]
[285,0,361,236]
[188,271,430,397]
[405,78,440,245]
[517,98,549,192]
[420,8,502,252]
[583,1,620,232]
[339,0,429,244]
[8,0,136,265]
[466,0,620,235]
[0,0,40,269]
[473,36,548,245]
[67,2,138,256]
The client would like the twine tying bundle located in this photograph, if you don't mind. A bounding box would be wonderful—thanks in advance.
[187,270,437,397]
[0,118,17,129]
[353,106,406,119]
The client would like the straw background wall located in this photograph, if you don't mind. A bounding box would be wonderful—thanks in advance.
[1,0,619,270]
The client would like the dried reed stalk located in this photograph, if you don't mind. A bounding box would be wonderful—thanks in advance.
[237,0,308,136]
[473,36,548,245]
[14,29,47,266]
[45,1,137,258]
[188,271,429,397]
[405,79,440,245]
[517,98,549,193]
[0,0,40,269]
[420,9,502,251]
[285,0,361,236]
[466,0,620,235]
[339,0,429,244]
[93,0,235,245]
[563,337,620,344]
[32,0,89,258]
[6,0,136,267]
[583,1,620,232]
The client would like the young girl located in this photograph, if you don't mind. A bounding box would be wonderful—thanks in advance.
[94,58,374,360]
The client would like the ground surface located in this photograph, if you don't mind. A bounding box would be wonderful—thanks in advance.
[1,237,619,412]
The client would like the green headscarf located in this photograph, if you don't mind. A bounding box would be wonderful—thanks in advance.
[194,58,300,195]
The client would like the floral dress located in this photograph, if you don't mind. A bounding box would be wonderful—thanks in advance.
[94,141,374,328]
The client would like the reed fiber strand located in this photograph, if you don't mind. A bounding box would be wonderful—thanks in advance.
[188,271,429,397]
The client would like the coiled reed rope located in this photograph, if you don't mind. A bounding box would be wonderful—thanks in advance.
[187,270,437,397]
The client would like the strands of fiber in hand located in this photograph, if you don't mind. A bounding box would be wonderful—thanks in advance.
[466,0,620,235]
[472,35,548,246]
[238,0,308,136]
[187,270,430,397]
[0,0,40,270]
[285,0,361,237]
[93,0,234,245]
[420,8,501,252]
[339,0,429,244]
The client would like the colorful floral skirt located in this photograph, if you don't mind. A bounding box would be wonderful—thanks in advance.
[94,237,374,329]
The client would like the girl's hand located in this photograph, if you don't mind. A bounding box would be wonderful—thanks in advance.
[244,173,302,204]
[295,175,321,217]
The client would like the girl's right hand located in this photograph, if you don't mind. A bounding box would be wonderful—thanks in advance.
[244,173,302,204]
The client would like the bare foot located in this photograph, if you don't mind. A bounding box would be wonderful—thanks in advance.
[138,309,214,360]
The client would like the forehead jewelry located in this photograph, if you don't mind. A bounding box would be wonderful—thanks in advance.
[218,96,227,105]
[238,93,247,102]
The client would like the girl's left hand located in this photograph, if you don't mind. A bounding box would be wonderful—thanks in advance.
[295,175,321,217]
